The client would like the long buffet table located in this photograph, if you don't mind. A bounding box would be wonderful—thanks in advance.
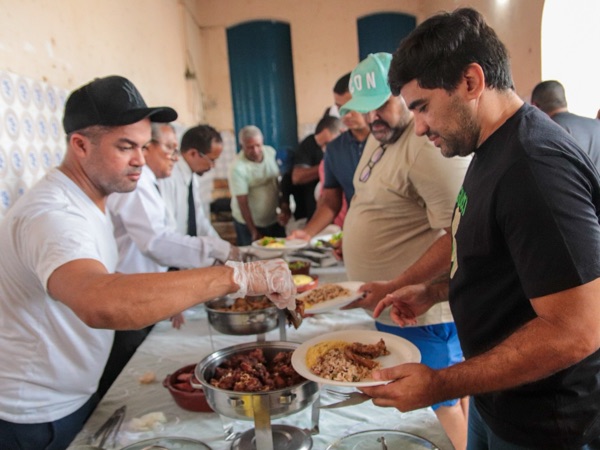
[68,263,454,450]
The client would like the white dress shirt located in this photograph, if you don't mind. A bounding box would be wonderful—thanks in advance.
[107,165,231,273]
[158,158,219,238]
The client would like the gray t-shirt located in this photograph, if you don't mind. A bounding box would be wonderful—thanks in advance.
[552,111,600,171]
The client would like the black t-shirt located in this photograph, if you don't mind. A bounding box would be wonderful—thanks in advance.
[450,104,600,448]
[291,134,323,220]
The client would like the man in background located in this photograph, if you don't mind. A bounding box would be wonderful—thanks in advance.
[280,115,342,230]
[229,125,286,245]
[531,80,600,169]
[159,124,225,239]
[320,72,353,119]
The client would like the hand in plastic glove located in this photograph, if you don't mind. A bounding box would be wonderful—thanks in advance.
[226,259,296,310]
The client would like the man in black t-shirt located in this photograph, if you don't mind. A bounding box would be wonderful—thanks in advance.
[361,8,600,449]
[280,116,341,228]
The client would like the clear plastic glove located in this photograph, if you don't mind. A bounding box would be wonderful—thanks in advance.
[226,259,296,310]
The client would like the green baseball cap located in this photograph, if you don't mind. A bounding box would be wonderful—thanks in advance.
[339,52,392,116]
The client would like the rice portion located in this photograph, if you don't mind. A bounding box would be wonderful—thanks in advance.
[310,348,378,382]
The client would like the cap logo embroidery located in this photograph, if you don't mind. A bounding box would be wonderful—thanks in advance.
[350,71,377,94]
[122,82,143,105]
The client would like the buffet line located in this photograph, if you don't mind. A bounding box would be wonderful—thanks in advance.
[68,241,454,450]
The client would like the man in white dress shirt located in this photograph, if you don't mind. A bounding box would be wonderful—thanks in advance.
[159,124,224,239]
[107,123,238,273]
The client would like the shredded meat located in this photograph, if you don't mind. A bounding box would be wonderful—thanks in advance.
[301,284,350,308]
[209,349,305,392]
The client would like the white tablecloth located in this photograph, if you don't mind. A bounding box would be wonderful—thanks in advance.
[68,264,453,450]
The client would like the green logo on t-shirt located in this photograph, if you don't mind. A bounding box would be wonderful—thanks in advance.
[456,187,467,216]
[451,186,467,279]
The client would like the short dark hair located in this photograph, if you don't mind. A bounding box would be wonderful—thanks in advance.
[531,80,567,113]
[388,8,514,95]
[315,115,342,135]
[180,124,222,154]
[333,73,351,95]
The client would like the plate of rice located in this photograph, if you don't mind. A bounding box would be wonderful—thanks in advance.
[291,330,421,387]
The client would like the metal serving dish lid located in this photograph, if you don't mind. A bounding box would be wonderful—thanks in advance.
[326,429,439,450]
[120,436,212,449]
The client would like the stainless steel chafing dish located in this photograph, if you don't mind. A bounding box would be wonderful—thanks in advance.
[193,341,318,450]
[205,296,279,336]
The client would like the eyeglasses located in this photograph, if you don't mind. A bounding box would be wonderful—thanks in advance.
[198,151,216,167]
[359,145,387,182]
[151,139,180,159]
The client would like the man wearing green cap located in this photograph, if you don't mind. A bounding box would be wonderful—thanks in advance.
[340,53,471,450]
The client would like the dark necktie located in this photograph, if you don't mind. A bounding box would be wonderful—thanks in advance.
[187,179,197,237]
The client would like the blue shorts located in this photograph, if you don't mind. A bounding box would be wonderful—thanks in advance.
[375,321,464,411]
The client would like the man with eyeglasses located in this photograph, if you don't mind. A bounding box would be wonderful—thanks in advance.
[102,122,240,397]
[159,124,228,239]
[339,53,471,450]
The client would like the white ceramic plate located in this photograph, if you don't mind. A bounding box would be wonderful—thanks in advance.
[251,238,308,251]
[292,330,421,387]
[298,281,363,314]
[310,233,343,249]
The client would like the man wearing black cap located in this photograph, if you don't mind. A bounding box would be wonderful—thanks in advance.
[0,75,296,450]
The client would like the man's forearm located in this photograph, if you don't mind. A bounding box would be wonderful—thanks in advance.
[302,188,342,237]
[292,166,319,185]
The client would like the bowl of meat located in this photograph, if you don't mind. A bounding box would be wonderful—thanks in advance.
[163,364,213,412]
[193,341,318,421]
[205,295,279,335]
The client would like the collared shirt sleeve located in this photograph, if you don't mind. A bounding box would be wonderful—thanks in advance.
[108,172,231,270]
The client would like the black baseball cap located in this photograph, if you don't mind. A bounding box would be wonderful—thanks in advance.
[63,75,178,134]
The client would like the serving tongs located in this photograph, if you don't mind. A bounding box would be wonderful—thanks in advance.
[87,405,126,449]
[285,299,304,329]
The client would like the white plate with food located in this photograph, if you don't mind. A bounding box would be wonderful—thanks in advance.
[297,281,363,314]
[310,232,342,249]
[292,330,421,387]
[251,237,308,251]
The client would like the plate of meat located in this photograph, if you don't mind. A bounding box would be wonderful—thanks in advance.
[291,330,421,387]
[297,281,364,314]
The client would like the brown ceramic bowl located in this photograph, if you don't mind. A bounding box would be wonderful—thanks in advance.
[287,259,311,275]
[163,364,213,412]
